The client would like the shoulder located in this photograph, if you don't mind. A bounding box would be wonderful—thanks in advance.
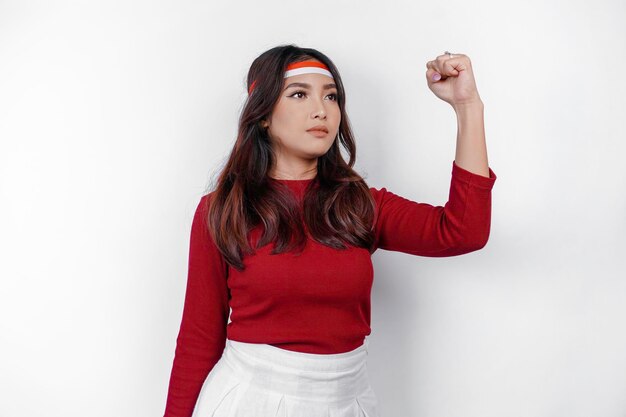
[200,191,215,202]
[191,191,217,222]
[367,185,391,207]
[368,186,386,197]
[199,191,217,208]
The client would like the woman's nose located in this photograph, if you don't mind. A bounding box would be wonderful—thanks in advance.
[313,109,326,118]
[310,96,327,118]
[312,104,326,118]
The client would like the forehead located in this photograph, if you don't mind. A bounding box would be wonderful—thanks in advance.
[282,73,337,90]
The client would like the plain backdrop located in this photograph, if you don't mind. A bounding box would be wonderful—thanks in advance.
[1,1,625,416]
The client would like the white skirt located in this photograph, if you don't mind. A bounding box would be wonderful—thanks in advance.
[192,337,380,417]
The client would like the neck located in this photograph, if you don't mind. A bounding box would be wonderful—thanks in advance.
[269,166,317,180]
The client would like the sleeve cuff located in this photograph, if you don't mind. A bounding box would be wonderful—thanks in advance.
[451,160,497,190]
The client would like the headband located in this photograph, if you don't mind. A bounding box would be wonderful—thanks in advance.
[248,60,334,95]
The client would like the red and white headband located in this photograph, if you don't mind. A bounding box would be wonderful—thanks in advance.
[248,60,334,95]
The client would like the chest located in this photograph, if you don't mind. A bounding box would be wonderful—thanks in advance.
[227,226,374,305]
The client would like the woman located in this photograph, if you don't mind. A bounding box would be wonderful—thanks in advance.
[163,44,496,417]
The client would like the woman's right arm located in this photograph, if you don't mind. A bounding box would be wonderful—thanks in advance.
[163,194,230,417]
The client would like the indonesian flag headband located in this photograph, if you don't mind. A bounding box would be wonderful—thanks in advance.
[248,60,334,95]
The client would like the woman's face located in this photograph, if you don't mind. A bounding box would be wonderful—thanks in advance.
[263,65,341,171]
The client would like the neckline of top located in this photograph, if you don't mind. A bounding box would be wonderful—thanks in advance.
[271,177,315,182]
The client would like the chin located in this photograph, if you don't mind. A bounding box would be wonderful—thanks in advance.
[300,148,332,159]
[313,142,334,153]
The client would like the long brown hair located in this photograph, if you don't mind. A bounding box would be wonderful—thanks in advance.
[206,44,376,271]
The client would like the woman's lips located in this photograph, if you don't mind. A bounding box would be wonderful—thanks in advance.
[307,129,329,137]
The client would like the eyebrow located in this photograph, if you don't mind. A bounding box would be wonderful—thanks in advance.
[284,82,337,91]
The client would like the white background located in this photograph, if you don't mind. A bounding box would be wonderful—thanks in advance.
[1,1,625,416]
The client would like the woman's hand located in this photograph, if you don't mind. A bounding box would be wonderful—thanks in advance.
[426,53,483,109]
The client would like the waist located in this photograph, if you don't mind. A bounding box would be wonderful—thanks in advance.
[221,337,371,402]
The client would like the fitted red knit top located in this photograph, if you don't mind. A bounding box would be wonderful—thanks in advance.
[164,160,497,417]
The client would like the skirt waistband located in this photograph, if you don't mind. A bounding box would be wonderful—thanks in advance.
[221,337,371,402]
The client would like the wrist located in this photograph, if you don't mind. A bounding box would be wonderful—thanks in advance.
[453,100,484,114]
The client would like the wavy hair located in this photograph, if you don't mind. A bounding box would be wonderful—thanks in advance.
[206,44,376,271]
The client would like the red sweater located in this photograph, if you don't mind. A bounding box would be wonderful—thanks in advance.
[164,160,497,417]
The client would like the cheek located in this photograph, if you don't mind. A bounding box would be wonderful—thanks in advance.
[332,108,342,127]
[275,118,300,136]
[273,107,300,131]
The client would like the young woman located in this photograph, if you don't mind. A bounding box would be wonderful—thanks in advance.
[163,44,496,417]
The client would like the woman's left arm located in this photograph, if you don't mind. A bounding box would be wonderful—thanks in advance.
[426,52,490,177]
[454,102,489,177]
[368,53,496,256]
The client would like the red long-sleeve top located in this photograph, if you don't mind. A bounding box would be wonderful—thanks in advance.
[163,160,497,417]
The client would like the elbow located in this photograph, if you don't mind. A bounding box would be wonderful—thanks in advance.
[472,237,490,251]
[465,227,489,252]
[457,227,491,253]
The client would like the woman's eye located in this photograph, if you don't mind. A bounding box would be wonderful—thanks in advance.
[289,91,338,101]
[290,91,306,98]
